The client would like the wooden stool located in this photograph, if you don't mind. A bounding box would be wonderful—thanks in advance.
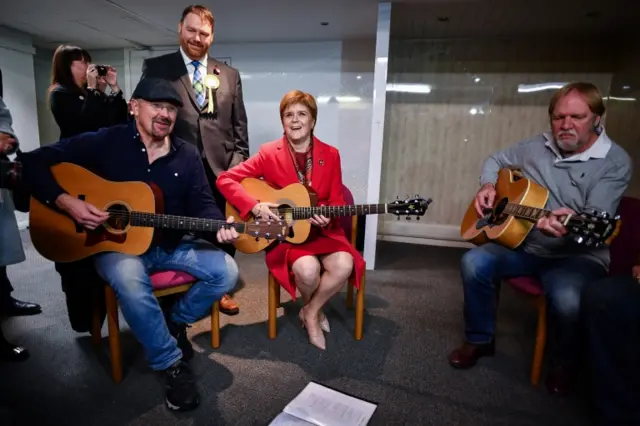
[91,271,220,383]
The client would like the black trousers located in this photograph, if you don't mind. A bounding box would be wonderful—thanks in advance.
[0,266,13,304]
[581,274,640,426]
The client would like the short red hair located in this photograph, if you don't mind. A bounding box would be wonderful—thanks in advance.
[279,90,317,122]
[180,5,214,29]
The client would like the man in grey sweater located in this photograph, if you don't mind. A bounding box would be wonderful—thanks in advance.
[448,82,632,394]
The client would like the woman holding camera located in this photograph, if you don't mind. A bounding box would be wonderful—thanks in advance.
[47,45,129,333]
[48,44,128,139]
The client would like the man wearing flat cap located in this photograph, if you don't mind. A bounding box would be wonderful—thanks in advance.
[20,78,240,412]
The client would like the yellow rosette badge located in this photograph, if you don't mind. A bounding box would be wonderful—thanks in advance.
[204,74,220,114]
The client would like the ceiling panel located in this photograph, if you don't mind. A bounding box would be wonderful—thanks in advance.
[0,0,380,49]
[391,0,638,39]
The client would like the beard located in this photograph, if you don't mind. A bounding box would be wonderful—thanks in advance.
[150,117,173,139]
[554,129,584,152]
[181,38,208,59]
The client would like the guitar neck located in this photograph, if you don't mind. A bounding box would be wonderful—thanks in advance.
[504,203,551,222]
[129,211,246,233]
[281,204,388,220]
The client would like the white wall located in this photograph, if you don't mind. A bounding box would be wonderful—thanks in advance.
[124,40,376,207]
[33,47,58,145]
[0,27,40,153]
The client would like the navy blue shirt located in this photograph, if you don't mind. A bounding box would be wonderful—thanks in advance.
[21,121,225,250]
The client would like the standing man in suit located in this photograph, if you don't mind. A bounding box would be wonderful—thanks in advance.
[140,4,248,315]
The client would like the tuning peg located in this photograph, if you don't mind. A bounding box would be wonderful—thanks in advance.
[416,216,420,220]
[406,216,410,220]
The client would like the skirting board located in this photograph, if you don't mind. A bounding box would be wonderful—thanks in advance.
[378,221,473,248]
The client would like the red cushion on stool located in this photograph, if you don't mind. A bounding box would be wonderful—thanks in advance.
[506,277,543,296]
[150,271,196,290]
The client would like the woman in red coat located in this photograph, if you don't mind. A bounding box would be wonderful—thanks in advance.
[216,90,365,350]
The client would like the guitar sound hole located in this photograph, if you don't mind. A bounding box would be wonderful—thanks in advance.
[271,203,294,237]
[106,203,131,231]
[479,198,509,228]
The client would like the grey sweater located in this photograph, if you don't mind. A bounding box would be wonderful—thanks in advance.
[479,128,633,270]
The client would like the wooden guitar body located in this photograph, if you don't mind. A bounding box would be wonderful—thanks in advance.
[226,178,316,254]
[460,168,549,249]
[29,163,158,262]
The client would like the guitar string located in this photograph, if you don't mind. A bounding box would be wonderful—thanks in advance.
[503,203,593,223]
[100,211,269,231]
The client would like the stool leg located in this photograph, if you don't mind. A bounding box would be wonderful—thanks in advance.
[268,273,278,339]
[91,307,102,346]
[211,301,220,349]
[354,273,365,340]
[105,285,123,384]
[531,296,547,386]
[346,281,354,309]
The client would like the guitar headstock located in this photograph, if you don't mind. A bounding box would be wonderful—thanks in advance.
[244,218,289,241]
[387,196,433,220]
[566,210,622,248]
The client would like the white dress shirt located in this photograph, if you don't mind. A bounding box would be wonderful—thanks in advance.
[179,46,208,84]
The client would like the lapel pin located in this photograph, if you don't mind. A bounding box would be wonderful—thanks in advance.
[318,159,324,165]
[204,75,220,115]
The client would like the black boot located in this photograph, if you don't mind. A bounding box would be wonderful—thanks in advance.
[167,319,194,362]
[162,360,199,411]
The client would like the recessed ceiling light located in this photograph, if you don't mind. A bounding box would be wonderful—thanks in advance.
[320,22,329,26]
[437,16,449,22]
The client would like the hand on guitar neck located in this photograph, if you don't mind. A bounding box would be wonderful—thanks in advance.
[56,193,241,244]
[536,207,576,238]
[252,201,330,228]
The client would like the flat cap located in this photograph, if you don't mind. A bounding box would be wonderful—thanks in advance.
[131,78,183,108]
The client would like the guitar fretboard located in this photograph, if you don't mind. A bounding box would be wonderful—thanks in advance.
[124,211,247,233]
[273,204,387,220]
[503,203,550,221]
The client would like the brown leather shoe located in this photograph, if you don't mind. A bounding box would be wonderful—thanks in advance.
[448,341,495,369]
[219,294,239,316]
[546,366,572,395]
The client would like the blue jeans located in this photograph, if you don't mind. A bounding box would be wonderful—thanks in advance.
[93,236,238,371]
[460,243,607,366]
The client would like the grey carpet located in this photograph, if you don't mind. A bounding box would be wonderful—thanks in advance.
[0,231,589,426]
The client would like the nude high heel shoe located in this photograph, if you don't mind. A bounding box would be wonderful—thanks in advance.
[299,307,326,350]
[318,311,330,333]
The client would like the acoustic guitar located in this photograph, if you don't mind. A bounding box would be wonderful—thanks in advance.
[225,178,432,254]
[28,163,288,263]
[460,168,621,249]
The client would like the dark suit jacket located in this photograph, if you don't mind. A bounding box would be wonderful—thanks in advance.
[140,51,249,177]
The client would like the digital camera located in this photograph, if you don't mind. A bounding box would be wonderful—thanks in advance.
[96,65,108,76]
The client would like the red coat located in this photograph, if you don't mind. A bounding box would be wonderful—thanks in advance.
[216,136,365,299]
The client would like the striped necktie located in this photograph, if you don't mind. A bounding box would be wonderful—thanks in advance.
[191,60,205,107]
